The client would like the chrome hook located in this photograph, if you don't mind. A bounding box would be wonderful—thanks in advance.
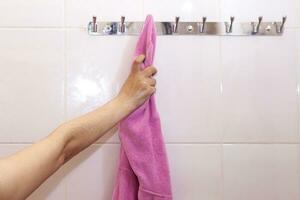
[252,16,263,34]
[200,16,207,33]
[225,16,235,33]
[92,16,98,32]
[275,16,287,33]
[120,16,126,33]
[173,16,180,33]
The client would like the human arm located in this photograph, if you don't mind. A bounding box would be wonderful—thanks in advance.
[0,55,157,200]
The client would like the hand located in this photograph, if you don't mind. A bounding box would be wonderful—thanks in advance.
[117,54,157,110]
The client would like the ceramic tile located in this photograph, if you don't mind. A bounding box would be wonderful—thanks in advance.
[65,0,143,27]
[66,29,139,142]
[297,29,300,143]
[0,29,64,143]
[223,144,300,200]
[220,0,300,27]
[0,144,66,200]
[67,32,222,143]
[221,29,299,142]
[144,0,220,21]
[296,1,300,26]
[167,144,222,200]
[0,0,63,27]
[65,144,119,200]
[28,169,66,200]
[65,144,222,200]
[155,36,222,142]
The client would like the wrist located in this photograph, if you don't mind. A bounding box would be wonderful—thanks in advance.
[114,94,137,115]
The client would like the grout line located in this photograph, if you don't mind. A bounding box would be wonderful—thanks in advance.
[220,143,225,200]
[296,27,300,145]
[0,26,85,31]
[0,142,299,145]
[63,0,68,199]
[298,145,300,199]
[63,27,68,123]
[295,26,300,197]
[217,5,225,195]
[0,26,299,30]
[0,26,65,29]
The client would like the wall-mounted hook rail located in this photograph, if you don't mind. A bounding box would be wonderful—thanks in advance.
[87,16,287,36]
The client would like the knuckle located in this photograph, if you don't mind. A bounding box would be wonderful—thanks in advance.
[141,82,148,90]
[152,67,157,73]
[149,87,155,94]
[133,59,140,66]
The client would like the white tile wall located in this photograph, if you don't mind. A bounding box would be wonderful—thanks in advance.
[221,29,299,143]
[66,30,139,142]
[65,0,143,27]
[0,0,64,27]
[167,144,222,200]
[144,0,220,21]
[223,144,300,200]
[64,144,223,200]
[220,0,300,27]
[0,29,64,143]
[66,31,137,119]
[155,36,222,142]
[64,145,120,200]
[0,0,300,199]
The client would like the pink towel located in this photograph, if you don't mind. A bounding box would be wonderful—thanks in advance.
[112,15,172,200]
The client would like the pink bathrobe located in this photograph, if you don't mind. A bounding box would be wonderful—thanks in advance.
[112,15,172,200]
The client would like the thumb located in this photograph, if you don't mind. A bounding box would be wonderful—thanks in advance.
[132,54,145,72]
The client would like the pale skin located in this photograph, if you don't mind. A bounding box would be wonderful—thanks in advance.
[0,55,157,200]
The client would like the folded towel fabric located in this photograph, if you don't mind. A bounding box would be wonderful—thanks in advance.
[112,15,172,200]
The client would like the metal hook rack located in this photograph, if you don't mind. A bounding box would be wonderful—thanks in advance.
[87,16,287,36]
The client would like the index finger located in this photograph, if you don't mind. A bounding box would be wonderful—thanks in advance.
[132,54,145,72]
[142,66,157,77]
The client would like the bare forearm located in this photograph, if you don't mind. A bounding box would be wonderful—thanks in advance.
[55,95,135,162]
[0,55,157,200]
[0,135,66,200]
[55,55,157,162]
[0,96,136,200]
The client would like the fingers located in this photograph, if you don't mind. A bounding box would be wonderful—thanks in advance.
[142,66,157,77]
[146,78,156,86]
[132,54,145,72]
[148,87,156,95]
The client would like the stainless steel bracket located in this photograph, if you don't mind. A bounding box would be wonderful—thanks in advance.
[88,16,287,36]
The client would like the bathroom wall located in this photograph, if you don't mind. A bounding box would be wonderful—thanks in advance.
[0,0,300,199]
